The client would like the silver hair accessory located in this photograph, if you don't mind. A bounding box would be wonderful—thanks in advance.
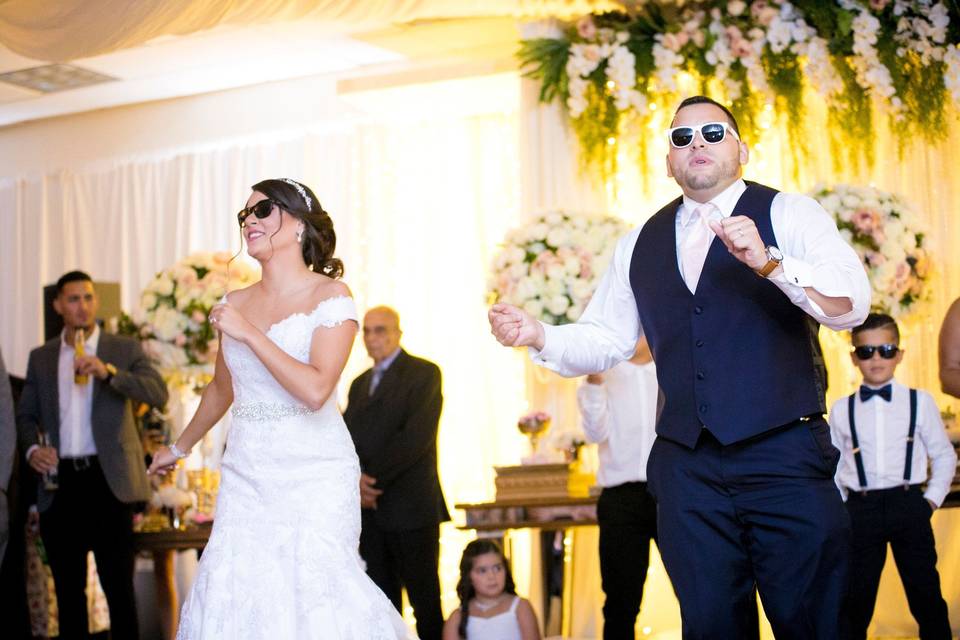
[281,178,312,211]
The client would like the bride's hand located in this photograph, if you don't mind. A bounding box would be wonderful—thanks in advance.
[148,446,180,476]
[209,303,257,344]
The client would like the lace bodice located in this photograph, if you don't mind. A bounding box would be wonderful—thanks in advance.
[221,295,358,409]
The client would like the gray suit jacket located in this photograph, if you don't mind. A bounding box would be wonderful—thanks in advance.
[16,333,168,512]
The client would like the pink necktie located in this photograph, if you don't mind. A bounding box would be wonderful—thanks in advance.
[680,204,717,293]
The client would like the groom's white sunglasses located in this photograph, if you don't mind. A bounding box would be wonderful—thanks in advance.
[667,122,740,149]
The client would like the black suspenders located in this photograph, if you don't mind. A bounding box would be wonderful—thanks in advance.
[846,388,918,492]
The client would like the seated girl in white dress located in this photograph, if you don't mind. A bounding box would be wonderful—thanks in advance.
[442,539,540,640]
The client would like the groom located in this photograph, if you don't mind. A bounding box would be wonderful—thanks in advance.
[490,96,870,637]
[344,306,448,640]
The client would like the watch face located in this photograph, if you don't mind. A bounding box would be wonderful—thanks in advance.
[767,245,784,261]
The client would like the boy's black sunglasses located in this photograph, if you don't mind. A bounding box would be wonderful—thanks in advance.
[237,199,278,227]
[852,344,900,360]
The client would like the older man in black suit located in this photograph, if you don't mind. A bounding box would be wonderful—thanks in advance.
[17,271,168,639]
[344,306,448,640]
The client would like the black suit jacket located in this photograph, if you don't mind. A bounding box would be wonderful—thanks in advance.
[15,333,168,512]
[344,349,449,532]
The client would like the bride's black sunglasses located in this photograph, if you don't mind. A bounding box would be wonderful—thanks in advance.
[237,199,278,227]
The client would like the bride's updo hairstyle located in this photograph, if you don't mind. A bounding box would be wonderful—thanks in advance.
[251,178,344,279]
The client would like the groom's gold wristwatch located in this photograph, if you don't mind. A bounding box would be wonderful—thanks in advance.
[755,245,783,278]
[104,362,118,383]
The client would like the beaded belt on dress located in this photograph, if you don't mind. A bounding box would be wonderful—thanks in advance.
[231,402,317,421]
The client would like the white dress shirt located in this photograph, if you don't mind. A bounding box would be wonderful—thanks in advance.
[531,179,871,377]
[828,379,957,506]
[577,360,658,487]
[57,325,100,457]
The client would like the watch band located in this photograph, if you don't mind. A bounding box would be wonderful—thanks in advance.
[756,258,780,278]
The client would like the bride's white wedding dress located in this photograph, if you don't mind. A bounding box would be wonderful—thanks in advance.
[177,295,414,639]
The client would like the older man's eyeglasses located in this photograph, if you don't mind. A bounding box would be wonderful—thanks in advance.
[852,344,900,360]
[237,200,278,227]
[667,122,740,149]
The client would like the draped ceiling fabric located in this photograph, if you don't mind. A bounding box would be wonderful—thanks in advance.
[0,0,619,61]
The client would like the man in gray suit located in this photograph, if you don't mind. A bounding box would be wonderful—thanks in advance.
[0,348,14,567]
[17,271,167,639]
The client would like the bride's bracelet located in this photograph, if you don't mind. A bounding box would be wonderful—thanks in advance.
[169,443,190,460]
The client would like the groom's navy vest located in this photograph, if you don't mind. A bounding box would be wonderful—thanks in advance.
[630,182,826,448]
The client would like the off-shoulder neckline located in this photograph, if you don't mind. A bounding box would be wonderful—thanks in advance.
[223,293,354,336]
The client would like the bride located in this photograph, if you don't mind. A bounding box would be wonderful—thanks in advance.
[149,178,415,639]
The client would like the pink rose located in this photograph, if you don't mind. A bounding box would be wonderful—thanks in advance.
[192,310,206,324]
[731,38,753,58]
[662,32,682,52]
[851,209,880,234]
[174,334,187,347]
[869,0,889,11]
[675,31,690,48]
[576,16,597,40]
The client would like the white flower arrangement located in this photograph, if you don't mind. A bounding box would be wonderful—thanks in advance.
[519,2,960,179]
[811,184,931,319]
[487,212,630,325]
[121,252,259,389]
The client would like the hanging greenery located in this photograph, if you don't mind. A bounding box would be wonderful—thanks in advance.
[518,0,960,179]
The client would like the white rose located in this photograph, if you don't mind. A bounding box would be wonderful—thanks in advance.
[141,292,157,310]
[523,299,544,318]
[516,277,539,302]
[546,264,567,281]
[528,223,549,242]
[564,256,582,275]
[507,246,526,264]
[510,262,529,279]
[546,227,570,248]
[571,279,595,303]
[545,212,564,225]
[546,295,570,316]
[153,275,174,296]
[728,0,747,16]
[566,303,585,322]
[544,277,566,297]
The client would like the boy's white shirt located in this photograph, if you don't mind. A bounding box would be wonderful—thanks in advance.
[828,378,957,507]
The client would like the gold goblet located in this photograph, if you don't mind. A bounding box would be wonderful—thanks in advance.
[517,417,551,458]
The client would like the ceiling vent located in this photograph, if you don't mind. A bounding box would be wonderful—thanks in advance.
[0,64,116,93]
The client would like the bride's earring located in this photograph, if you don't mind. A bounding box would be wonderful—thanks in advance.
[296,226,304,243]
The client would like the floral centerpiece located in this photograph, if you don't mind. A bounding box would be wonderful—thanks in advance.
[519,2,960,178]
[487,211,630,325]
[811,184,930,319]
[117,252,258,390]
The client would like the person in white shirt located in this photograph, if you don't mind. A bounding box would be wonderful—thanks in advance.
[489,95,870,639]
[576,337,658,639]
[829,313,955,639]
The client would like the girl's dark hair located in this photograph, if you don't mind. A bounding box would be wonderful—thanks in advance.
[456,539,517,639]
[249,178,343,278]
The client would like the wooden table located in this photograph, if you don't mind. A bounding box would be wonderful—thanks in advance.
[133,523,212,553]
[455,495,597,531]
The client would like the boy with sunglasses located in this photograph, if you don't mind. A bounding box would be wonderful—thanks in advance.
[828,312,955,639]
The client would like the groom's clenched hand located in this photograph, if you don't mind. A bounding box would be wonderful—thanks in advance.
[488,304,545,350]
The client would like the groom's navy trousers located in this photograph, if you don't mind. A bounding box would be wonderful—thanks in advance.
[647,418,850,640]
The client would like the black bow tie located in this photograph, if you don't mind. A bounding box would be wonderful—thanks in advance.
[860,384,892,402]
